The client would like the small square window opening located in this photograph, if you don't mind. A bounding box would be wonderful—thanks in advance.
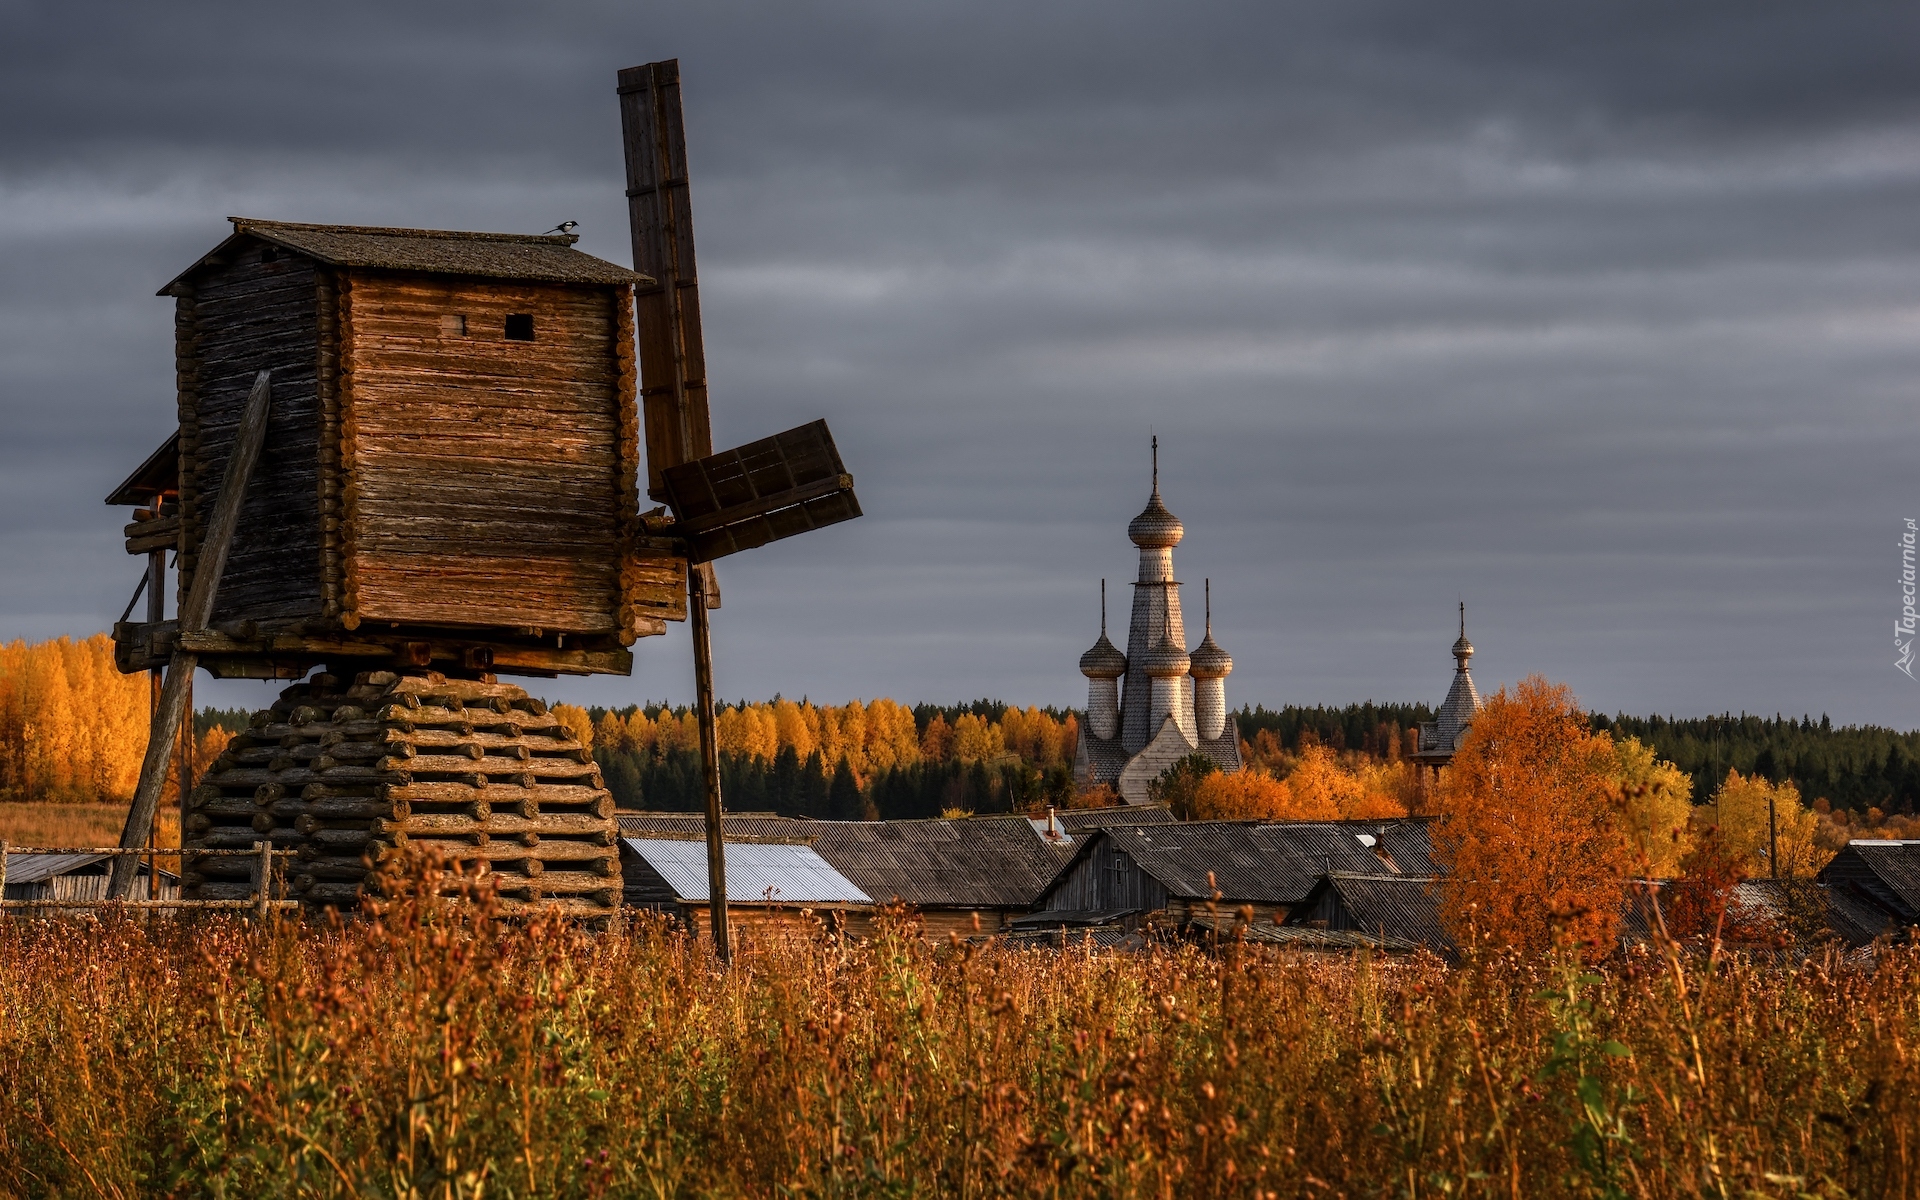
[259,246,279,263]
[505,313,535,341]
[440,314,467,338]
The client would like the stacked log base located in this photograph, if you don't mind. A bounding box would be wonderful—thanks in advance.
[185,670,619,916]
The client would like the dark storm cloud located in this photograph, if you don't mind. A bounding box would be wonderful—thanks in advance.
[3,0,1918,724]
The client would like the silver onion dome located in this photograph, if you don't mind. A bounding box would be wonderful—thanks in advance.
[1127,488,1184,549]
[1144,628,1191,677]
[1079,631,1127,679]
[1189,632,1232,679]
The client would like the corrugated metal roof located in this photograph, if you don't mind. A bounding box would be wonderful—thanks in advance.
[616,810,1176,909]
[164,218,648,293]
[1072,819,1437,905]
[4,852,112,885]
[1849,841,1920,917]
[622,839,870,905]
[1242,923,1426,952]
[1009,908,1141,929]
[1310,873,1452,953]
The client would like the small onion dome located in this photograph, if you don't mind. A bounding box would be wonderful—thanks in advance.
[1144,629,1191,677]
[1189,632,1232,680]
[1127,488,1185,549]
[1452,634,1474,665]
[1079,632,1127,679]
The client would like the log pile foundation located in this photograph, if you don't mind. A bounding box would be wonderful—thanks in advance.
[184,669,619,916]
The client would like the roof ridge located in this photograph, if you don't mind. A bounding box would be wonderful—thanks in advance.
[229,216,580,246]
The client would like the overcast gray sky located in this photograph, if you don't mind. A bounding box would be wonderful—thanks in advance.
[4,1,1919,725]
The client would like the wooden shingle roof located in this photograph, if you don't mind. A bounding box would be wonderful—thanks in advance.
[163,218,650,294]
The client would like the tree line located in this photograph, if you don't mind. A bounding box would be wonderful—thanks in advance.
[579,699,1079,821]
[1593,711,1920,816]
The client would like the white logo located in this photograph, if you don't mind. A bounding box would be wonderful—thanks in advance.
[1900,519,1917,679]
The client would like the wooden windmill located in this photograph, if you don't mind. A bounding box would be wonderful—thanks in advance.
[104,60,860,934]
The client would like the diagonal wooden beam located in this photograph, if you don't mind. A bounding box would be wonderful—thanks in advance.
[110,370,272,899]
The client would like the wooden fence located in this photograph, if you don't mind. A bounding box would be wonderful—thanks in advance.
[0,842,298,915]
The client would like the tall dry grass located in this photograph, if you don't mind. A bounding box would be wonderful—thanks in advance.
[0,858,1912,1197]
[0,802,178,850]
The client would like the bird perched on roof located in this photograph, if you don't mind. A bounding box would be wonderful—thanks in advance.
[542,220,579,236]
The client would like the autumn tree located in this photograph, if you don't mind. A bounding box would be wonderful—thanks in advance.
[1185,769,1295,820]
[1276,745,1412,822]
[1433,676,1633,954]
[1661,824,1778,944]
[553,704,595,750]
[1703,769,1826,879]
[0,635,149,803]
[1611,735,1694,877]
[919,714,955,764]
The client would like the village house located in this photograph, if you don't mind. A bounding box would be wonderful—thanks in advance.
[1816,839,1920,937]
[1276,872,1450,954]
[618,807,1173,938]
[1022,818,1438,936]
[619,836,873,936]
[2,851,178,904]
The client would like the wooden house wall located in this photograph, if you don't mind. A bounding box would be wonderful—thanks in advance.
[1041,842,1169,913]
[1175,900,1287,931]
[618,850,680,910]
[3,873,177,903]
[180,245,322,624]
[679,903,873,940]
[340,275,625,635]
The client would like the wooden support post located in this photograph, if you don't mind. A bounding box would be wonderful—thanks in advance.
[111,371,272,898]
[690,565,729,962]
[255,840,271,920]
[1769,790,1778,880]
[1,840,8,900]
[147,540,164,717]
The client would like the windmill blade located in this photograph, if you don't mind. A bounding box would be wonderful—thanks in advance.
[618,58,714,502]
[662,420,861,563]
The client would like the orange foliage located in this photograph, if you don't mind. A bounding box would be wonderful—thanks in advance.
[920,714,955,763]
[1184,769,1296,820]
[1432,676,1632,954]
[1069,782,1121,808]
[0,635,150,803]
[1275,745,1413,821]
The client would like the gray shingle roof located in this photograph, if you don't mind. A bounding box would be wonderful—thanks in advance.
[1059,819,1437,906]
[1419,668,1481,754]
[615,809,1174,910]
[1292,873,1452,953]
[164,218,649,293]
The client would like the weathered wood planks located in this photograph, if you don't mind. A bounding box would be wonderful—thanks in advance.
[183,247,321,625]
[341,275,623,636]
[125,221,665,683]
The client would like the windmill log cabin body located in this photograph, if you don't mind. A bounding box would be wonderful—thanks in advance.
[115,218,679,683]
[106,61,860,911]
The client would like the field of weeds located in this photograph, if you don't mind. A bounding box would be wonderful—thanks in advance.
[0,871,1914,1198]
